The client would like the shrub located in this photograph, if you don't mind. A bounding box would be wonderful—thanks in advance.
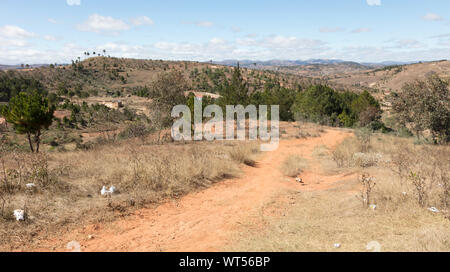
[291,86,382,128]
[331,137,360,167]
[119,121,153,143]
[228,142,259,167]
[391,74,449,144]
[281,155,308,177]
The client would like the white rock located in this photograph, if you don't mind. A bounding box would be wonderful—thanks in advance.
[100,186,107,196]
[13,209,25,221]
[369,204,377,210]
[101,186,116,196]
[26,183,36,188]
[334,243,341,248]
[295,177,303,183]
[402,192,407,196]
[428,207,439,213]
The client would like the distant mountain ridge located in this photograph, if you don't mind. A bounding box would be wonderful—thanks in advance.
[1,59,442,71]
[212,59,424,68]
[0,64,50,70]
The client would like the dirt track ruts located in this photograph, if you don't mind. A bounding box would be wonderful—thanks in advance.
[40,129,354,252]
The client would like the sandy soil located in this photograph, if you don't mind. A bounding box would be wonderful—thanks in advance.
[38,129,354,252]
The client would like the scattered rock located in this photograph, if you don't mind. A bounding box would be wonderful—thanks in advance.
[101,185,116,196]
[295,177,303,183]
[88,235,94,240]
[13,209,25,221]
[428,207,439,213]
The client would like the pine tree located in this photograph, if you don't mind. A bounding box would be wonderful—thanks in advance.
[220,63,249,106]
[1,91,55,152]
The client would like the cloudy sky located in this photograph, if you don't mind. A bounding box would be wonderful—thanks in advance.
[0,0,449,64]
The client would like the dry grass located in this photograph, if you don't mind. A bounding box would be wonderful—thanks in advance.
[0,138,259,251]
[228,141,260,167]
[280,121,324,140]
[230,186,450,252]
[230,130,450,252]
[280,155,308,177]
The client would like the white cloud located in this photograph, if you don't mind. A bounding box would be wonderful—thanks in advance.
[231,26,242,33]
[44,35,58,41]
[77,14,130,33]
[263,35,326,50]
[395,39,426,49]
[66,0,81,6]
[352,28,371,33]
[0,38,448,65]
[0,25,35,38]
[184,21,214,28]
[366,0,381,6]
[423,13,444,21]
[130,16,154,26]
[319,27,344,33]
[195,21,214,27]
[48,18,57,24]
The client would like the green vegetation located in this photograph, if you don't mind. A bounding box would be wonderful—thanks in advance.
[0,72,47,102]
[391,74,449,143]
[291,85,381,128]
[1,91,55,152]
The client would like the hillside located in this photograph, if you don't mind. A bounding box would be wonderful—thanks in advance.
[3,58,449,100]
[1,57,323,98]
[328,60,450,95]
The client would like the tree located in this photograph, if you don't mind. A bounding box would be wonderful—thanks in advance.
[148,71,188,141]
[218,63,250,106]
[391,74,449,143]
[1,91,55,152]
[291,85,342,125]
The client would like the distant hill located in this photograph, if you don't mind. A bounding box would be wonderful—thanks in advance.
[212,59,421,68]
[0,64,50,70]
[214,59,358,68]
[1,57,448,104]
[0,57,323,98]
[327,60,450,98]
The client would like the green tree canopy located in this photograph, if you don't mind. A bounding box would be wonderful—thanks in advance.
[218,64,250,106]
[1,91,55,152]
[391,74,449,143]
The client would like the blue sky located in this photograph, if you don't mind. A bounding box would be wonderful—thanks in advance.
[0,0,449,64]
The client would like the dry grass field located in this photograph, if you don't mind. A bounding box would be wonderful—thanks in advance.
[0,121,447,252]
[0,133,260,251]
[229,130,450,252]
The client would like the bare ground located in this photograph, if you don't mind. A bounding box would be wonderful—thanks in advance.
[33,129,356,252]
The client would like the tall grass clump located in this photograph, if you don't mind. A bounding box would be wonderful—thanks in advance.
[280,155,308,177]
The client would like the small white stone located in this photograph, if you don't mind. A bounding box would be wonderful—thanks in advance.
[369,204,377,211]
[428,207,439,213]
[100,186,107,196]
[13,209,25,221]
[26,183,36,188]
[334,243,341,248]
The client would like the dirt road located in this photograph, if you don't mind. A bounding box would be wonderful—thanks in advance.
[41,129,354,252]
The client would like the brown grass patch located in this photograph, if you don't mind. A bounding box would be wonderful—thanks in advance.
[0,139,259,251]
[280,155,308,177]
[229,129,450,252]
